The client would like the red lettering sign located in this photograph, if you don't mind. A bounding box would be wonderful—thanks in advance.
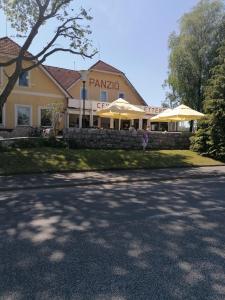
[96,102,110,110]
[89,78,120,90]
[101,80,106,89]
[89,78,95,86]
[95,79,100,88]
[142,106,166,115]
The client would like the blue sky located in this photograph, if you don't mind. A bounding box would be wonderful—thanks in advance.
[0,0,199,106]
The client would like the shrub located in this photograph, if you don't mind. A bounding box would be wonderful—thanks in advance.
[42,136,68,148]
[190,119,210,155]
[191,42,225,161]
[12,138,42,148]
[67,139,78,149]
[10,137,68,149]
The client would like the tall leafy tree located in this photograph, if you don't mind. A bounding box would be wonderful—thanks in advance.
[191,41,225,160]
[0,0,97,109]
[165,0,225,112]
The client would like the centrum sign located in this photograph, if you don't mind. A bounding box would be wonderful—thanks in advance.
[96,102,110,109]
[96,102,165,115]
[143,106,164,115]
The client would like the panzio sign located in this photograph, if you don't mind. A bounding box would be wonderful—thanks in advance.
[89,78,120,90]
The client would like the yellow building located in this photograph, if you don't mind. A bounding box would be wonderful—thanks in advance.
[0,37,165,132]
[0,37,70,131]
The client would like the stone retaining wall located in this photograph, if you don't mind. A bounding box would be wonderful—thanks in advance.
[64,129,192,150]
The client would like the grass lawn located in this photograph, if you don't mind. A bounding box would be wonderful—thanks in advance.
[0,148,223,175]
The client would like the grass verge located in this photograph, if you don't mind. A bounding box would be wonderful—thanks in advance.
[0,148,224,175]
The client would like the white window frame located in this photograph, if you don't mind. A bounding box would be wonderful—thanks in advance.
[0,104,6,127]
[15,104,32,127]
[18,71,30,88]
[38,106,53,127]
[118,91,125,99]
[100,90,108,102]
[80,87,88,100]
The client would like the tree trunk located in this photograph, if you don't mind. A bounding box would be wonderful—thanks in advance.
[0,70,21,109]
[0,17,43,109]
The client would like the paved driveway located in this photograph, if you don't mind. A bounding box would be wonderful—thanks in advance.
[0,177,225,300]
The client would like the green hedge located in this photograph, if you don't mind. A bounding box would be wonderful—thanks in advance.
[0,137,68,150]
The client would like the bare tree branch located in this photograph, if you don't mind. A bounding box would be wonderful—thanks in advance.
[22,47,98,73]
[0,1,97,108]
[21,17,84,61]
[43,0,69,21]
[0,57,19,67]
[3,69,10,80]
[35,0,43,10]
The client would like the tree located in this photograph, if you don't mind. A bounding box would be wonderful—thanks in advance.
[165,0,225,113]
[161,84,180,108]
[0,0,97,109]
[191,42,225,160]
[47,103,64,136]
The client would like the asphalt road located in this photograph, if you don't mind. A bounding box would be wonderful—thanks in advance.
[0,177,225,300]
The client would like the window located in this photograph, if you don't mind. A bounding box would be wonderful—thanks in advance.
[119,92,125,99]
[19,71,29,87]
[80,88,88,99]
[69,114,79,128]
[40,108,52,127]
[16,105,31,126]
[100,91,108,102]
[101,117,110,129]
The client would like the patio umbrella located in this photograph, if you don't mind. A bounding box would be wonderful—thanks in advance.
[150,105,205,122]
[150,108,174,122]
[97,98,145,129]
[167,104,205,121]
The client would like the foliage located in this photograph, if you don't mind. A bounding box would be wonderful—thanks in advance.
[190,119,210,154]
[165,0,225,111]
[45,103,65,136]
[162,83,181,108]
[43,136,68,148]
[11,138,42,148]
[67,138,78,149]
[191,42,225,160]
[29,127,43,137]
[4,136,68,149]
[0,0,97,108]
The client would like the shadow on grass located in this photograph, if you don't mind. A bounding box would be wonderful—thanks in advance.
[0,177,225,299]
[0,148,221,176]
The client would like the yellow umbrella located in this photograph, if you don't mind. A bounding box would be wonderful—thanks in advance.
[150,105,205,122]
[166,104,205,121]
[97,98,145,129]
[150,108,174,122]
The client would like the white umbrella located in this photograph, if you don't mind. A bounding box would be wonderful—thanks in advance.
[150,105,205,122]
[150,108,174,122]
[97,98,145,129]
[167,104,205,121]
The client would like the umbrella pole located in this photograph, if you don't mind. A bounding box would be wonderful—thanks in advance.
[119,118,121,130]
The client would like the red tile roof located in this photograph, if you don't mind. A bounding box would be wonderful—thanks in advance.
[89,60,123,74]
[0,36,32,57]
[44,65,81,90]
